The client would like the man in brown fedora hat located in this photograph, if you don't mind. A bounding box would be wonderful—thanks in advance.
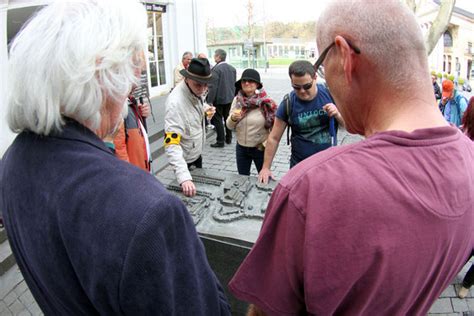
[165,58,216,197]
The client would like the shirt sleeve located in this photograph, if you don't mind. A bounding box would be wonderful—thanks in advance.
[164,100,192,184]
[275,98,289,123]
[119,195,231,315]
[225,98,238,130]
[228,184,306,315]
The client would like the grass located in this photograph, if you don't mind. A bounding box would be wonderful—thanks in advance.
[268,58,296,66]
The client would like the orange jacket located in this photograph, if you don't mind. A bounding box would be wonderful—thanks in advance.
[114,102,150,172]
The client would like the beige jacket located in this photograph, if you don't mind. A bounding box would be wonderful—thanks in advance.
[226,98,269,147]
[173,62,185,87]
[165,81,209,184]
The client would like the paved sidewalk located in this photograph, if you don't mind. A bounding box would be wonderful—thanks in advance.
[1,128,473,315]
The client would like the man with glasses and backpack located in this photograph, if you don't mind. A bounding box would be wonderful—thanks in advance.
[258,60,344,184]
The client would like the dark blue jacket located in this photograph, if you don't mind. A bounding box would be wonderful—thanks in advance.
[0,119,230,315]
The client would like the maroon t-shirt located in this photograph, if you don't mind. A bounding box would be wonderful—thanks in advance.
[229,126,474,315]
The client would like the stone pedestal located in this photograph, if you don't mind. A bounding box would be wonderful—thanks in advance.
[158,169,276,315]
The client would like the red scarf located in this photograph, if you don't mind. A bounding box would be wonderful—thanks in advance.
[235,88,277,129]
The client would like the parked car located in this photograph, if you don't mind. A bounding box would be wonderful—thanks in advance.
[463,82,472,92]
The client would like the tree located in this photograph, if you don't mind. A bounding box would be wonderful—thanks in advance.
[404,0,456,56]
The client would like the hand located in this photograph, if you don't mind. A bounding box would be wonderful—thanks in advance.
[181,180,196,197]
[206,105,216,119]
[231,110,242,122]
[139,102,151,118]
[258,167,274,184]
[323,103,339,117]
[441,97,448,105]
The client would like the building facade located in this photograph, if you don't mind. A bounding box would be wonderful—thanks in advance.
[206,39,271,68]
[418,0,474,83]
[0,0,207,158]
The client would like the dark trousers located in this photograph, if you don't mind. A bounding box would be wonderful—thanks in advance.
[187,155,202,169]
[462,252,474,289]
[211,103,232,144]
[236,143,264,176]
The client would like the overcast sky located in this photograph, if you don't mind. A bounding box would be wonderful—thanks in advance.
[203,0,474,28]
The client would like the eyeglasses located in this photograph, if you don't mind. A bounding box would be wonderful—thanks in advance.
[292,81,313,91]
[313,38,361,79]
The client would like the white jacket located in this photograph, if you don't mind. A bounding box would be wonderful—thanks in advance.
[165,81,209,184]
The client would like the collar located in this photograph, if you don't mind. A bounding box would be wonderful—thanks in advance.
[50,118,114,156]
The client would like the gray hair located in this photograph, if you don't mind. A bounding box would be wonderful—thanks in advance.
[7,0,147,135]
[317,0,428,90]
[182,51,193,60]
[214,49,227,61]
[289,60,315,78]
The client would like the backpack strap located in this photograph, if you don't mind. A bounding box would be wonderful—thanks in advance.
[284,93,292,145]
[329,117,337,146]
[322,83,338,146]
[454,93,468,120]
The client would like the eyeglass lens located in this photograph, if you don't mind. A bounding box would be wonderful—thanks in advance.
[292,82,313,91]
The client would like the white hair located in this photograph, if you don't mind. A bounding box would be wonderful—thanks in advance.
[317,0,428,90]
[7,0,147,135]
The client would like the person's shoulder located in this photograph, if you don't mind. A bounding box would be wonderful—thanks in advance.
[227,63,236,71]
[97,160,182,218]
[167,84,187,104]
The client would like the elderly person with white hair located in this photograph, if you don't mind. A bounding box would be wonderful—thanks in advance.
[229,0,473,315]
[0,1,230,315]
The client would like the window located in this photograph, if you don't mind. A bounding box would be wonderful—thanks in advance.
[443,31,453,47]
[448,55,452,73]
[147,11,166,87]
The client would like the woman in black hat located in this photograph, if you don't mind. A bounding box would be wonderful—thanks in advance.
[226,69,277,176]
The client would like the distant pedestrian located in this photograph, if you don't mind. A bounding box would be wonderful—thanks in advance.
[165,58,215,197]
[458,253,473,299]
[229,1,473,314]
[226,69,277,175]
[461,96,474,140]
[432,74,441,100]
[207,49,237,147]
[1,2,230,314]
[258,60,344,184]
[173,51,193,87]
[439,79,467,127]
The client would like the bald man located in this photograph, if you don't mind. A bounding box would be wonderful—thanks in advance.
[229,1,474,315]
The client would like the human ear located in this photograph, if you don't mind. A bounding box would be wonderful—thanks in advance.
[335,35,355,85]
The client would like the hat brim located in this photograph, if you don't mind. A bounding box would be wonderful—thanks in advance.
[235,78,263,91]
[442,90,452,98]
[180,69,212,84]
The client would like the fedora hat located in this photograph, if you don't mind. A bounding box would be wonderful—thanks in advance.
[180,58,212,84]
[235,68,263,91]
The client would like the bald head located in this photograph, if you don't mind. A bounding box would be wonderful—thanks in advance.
[317,0,427,89]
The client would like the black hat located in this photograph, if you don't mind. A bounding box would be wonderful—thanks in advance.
[179,58,212,83]
[235,68,263,91]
